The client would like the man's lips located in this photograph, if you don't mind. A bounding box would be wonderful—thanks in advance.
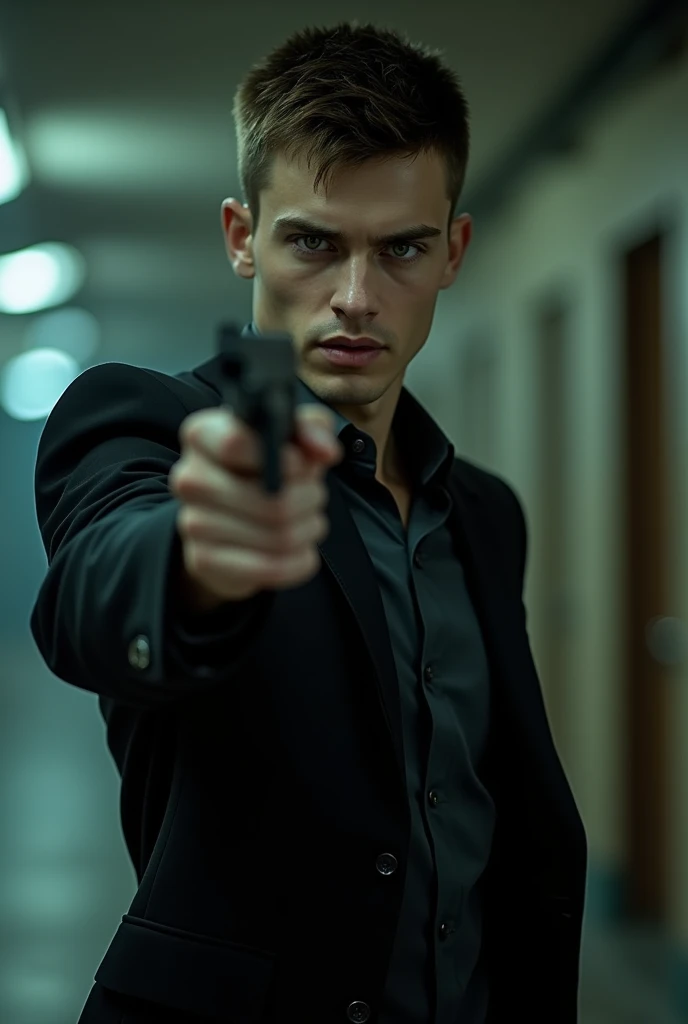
[318,337,385,349]
[316,342,384,367]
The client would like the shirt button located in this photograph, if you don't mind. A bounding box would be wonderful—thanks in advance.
[423,664,434,684]
[347,1001,371,1023]
[128,634,151,670]
[375,852,398,875]
[351,437,365,454]
[428,790,439,807]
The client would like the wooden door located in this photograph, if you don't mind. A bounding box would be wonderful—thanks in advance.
[622,230,670,924]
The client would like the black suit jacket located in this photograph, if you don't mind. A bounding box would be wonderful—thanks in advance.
[30,353,587,1024]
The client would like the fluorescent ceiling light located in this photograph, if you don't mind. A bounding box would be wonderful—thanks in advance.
[0,242,86,314]
[0,106,29,204]
[0,347,80,421]
[28,109,224,190]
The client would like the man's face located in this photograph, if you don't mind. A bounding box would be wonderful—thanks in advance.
[223,149,471,412]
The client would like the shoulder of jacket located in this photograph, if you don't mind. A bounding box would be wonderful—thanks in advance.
[55,359,218,418]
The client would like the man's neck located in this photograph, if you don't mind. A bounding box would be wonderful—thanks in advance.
[379,427,408,486]
[334,387,406,486]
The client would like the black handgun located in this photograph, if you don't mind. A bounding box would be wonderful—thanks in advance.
[216,322,297,494]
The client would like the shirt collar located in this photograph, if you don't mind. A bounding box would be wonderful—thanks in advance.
[241,322,454,488]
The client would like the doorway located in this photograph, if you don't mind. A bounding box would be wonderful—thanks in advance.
[621,229,670,924]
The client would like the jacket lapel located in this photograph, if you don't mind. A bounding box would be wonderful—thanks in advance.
[443,470,524,700]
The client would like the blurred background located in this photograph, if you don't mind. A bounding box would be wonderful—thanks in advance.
[1,0,687,1021]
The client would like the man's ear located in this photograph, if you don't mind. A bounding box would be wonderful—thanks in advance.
[439,213,472,290]
[221,198,255,279]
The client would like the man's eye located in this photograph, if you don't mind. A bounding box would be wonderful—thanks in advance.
[289,236,425,262]
[293,235,329,253]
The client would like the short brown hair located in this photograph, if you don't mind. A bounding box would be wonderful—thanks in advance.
[232,22,470,230]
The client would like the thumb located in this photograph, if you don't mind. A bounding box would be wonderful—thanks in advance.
[294,404,343,463]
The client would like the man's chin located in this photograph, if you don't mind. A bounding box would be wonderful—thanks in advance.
[300,369,390,407]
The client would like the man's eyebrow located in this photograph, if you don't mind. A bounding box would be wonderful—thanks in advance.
[272,216,443,246]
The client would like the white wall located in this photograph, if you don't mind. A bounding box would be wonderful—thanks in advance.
[408,48,688,947]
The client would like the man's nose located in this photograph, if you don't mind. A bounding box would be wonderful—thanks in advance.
[330,256,378,323]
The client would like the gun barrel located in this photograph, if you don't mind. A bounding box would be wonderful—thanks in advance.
[216,323,296,493]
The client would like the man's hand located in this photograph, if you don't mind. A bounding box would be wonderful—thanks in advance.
[168,404,343,609]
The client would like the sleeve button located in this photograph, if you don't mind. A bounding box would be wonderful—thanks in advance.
[128,635,151,670]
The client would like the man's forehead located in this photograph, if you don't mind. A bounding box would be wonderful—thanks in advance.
[264,148,446,199]
[258,150,450,234]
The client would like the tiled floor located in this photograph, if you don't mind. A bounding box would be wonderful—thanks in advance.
[580,926,684,1024]
[0,639,683,1023]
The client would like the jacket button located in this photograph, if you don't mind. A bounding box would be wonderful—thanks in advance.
[352,438,365,454]
[413,551,422,568]
[423,665,434,684]
[128,635,151,670]
[428,790,439,807]
[439,922,452,941]
[375,852,398,876]
[347,1001,371,1023]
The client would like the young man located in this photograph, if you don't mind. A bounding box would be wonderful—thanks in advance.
[31,22,586,1024]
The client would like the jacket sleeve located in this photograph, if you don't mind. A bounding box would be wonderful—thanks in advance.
[29,361,272,709]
